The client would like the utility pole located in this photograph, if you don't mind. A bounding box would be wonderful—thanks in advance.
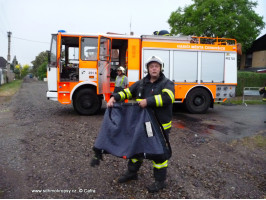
[129,17,133,35]
[7,31,12,62]
[6,31,15,83]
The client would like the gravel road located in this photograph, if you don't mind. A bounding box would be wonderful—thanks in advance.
[0,79,265,198]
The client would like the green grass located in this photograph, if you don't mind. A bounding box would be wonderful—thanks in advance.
[0,80,22,96]
[216,96,266,105]
[0,189,4,198]
[223,99,266,105]
[231,134,266,150]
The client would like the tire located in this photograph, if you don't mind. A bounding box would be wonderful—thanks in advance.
[73,88,102,115]
[185,88,211,114]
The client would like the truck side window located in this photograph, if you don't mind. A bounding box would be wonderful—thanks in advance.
[50,35,57,66]
[81,38,98,61]
[68,47,79,64]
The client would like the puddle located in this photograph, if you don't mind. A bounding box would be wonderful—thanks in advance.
[173,113,201,123]
[172,121,186,129]
[172,114,230,137]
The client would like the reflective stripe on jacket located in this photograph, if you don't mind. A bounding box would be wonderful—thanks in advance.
[115,75,126,87]
[113,73,175,130]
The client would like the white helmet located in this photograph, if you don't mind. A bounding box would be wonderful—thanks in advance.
[145,56,164,72]
[117,66,125,74]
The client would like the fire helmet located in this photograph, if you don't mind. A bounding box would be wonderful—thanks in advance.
[145,56,164,72]
[153,30,170,36]
[117,66,125,74]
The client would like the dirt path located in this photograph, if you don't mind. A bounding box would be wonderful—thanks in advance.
[0,80,265,198]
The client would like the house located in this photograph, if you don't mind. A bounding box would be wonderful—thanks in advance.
[0,56,15,84]
[240,34,266,71]
[0,57,7,69]
[0,57,7,85]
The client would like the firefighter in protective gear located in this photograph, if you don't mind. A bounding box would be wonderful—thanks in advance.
[114,66,128,93]
[107,56,175,193]
[259,83,266,102]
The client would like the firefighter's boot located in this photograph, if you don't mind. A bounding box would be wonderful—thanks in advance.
[147,167,167,193]
[117,171,138,183]
[118,159,142,183]
[90,148,103,167]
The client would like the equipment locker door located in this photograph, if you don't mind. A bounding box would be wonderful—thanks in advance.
[97,36,111,94]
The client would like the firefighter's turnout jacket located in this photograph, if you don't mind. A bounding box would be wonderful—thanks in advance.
[259,87,266,102]
[113,73,175,130]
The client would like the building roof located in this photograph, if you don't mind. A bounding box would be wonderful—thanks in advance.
[0,57,7,69]
[247,34,266,53]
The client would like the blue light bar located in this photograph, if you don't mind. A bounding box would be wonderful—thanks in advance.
[58,30,66,33]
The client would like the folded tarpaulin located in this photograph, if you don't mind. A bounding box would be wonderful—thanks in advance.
[93,103,168,159]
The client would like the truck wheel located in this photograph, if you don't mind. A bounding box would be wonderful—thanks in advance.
[185,88,211,114]
[73,88,102,115]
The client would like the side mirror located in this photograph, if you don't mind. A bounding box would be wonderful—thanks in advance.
[46,50,51,63]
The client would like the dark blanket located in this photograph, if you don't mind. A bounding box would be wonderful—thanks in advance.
[94,103,168,159]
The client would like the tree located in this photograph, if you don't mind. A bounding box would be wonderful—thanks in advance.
[10,56,18,71]
[168,0,265,52]
[14,64,30,79]
[31,51,48,77]
[21,64,30,78]
[14,64,21,79]
[37,61,47,80]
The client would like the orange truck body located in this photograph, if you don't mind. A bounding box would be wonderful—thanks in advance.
[47,31,237,115]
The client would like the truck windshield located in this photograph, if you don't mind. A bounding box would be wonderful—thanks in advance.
[49,35,57,66]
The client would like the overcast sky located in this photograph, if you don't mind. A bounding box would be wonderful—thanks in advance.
[0,0,265,66]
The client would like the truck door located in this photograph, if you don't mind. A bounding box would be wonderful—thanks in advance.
[97,36,111,94]
[47,34,58,92]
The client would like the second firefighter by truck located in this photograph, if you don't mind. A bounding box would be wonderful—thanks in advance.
[113,66,128,93]
[107,56,175,193]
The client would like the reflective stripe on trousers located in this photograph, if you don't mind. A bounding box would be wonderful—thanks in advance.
[131,159,168,169]
[153,160,168,169]
[162,121,172,130]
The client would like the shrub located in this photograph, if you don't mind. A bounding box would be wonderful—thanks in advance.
[236,71,266,96]
[38,62,47,80]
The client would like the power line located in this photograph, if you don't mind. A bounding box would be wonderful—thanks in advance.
[0,29,6,36]
[0,2,9,32]
[0,19,8,37]
[12,36,50,44]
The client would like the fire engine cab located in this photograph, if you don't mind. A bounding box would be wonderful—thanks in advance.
[47,30,237,115]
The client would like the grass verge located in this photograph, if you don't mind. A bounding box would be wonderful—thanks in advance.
[219,96,266,105]
[231,133,266,150]
[0,80,22,97]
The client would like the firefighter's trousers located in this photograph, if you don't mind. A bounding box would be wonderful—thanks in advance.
[127,131,170,182]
